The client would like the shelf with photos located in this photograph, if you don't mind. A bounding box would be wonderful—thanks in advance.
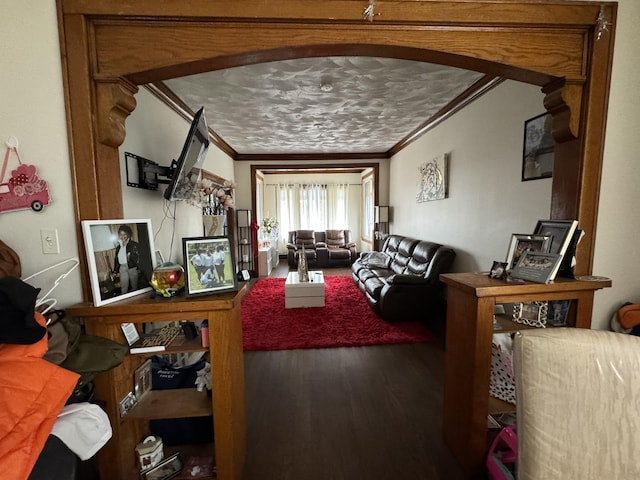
[489,219,581,285]
[486,219,588,330]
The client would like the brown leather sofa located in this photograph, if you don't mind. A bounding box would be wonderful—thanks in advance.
[287,229,357,268]
[351,234,456,322]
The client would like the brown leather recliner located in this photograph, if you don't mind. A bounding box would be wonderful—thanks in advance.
[287,229,357,267]
[317,229,357,267]
[286,230,319,267]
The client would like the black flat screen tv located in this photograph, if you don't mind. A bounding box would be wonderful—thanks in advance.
[124,107,210,201]
[163,106,210,201]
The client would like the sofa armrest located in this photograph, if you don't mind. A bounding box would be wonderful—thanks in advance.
[316,242,327,248]
[387,274,429,285]
[286,243,297,250]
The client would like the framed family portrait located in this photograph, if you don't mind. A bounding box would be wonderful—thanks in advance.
[81,219,156,306]
[522,112,554,181]
[533,219,578,257]
[505,233,552,270]
[182,236,238,297]
[510,251,563,284]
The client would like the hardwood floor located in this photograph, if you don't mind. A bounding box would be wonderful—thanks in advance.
[242,259,466,480]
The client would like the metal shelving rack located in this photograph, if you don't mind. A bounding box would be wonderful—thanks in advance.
[235,209,254,274]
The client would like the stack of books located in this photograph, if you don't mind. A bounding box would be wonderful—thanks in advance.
[121,322,183,353]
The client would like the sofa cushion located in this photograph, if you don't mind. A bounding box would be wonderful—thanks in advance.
[295,230,316,247]
[364,276,387,299]
[325,230,346,248]
[406,241,442,276]
[389,237,419,274]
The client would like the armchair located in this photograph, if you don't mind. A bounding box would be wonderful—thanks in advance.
[286,230,318,268]
[320,229,356,266]
[513,328,640,480]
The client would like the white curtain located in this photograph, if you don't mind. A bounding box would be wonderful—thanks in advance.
[327,183,350,229]
[277,183,350,241]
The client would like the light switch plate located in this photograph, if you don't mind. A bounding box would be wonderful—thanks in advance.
[40,228,60,254]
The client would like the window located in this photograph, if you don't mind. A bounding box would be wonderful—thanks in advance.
[277,183,350,236]
[362,174,374,243]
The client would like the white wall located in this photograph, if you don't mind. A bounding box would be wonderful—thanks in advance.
[0,1,83,306]
[119,88,235,264]
[390,81,552,273]
[3,1,639,329]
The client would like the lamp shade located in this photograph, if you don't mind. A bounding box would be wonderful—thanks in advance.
[237,209,251,228]
[374,206,389,223]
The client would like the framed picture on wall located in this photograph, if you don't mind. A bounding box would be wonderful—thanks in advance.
[81,219,156,306]
[522,112,554,181]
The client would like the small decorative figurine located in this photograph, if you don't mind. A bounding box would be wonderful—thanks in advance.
[297,244,309,282]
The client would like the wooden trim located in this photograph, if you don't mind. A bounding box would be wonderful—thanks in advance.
[57,0,616,296]
[144,83,237,159]
[390,75,505,156]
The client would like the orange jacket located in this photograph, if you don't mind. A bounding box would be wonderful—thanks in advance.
[0,312,79,480]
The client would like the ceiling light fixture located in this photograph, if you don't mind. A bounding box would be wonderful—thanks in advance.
[320,81,333,92]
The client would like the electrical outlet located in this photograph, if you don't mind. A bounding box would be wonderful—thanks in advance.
[40,228,60,254]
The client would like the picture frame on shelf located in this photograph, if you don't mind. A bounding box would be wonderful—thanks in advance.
[547,299,572,326]
[143,452,182,480]
[505,233,552,270]
[522,112,554,181]
[510,251,563,284]
[489,261,508,280]
[533,219,578,258]
[182,236,238,297]
[512,301,549,328]
[81,219,156,307]
[134,358,153,401]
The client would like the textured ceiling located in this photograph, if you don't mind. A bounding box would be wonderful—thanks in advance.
[163,57,485,156]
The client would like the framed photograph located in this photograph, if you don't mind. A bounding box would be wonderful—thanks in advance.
[547,299,571,326]
[489,261,508,280]
[143,452,182,480]
[512,301,548,328]
[533,219,578,257]
[522,112,554,181]
[505,233,552,270]
[119,391,138,417]
[510,251,563,284]
[134,358,153,401]
[81,219,156,306]
[182,236,238,297]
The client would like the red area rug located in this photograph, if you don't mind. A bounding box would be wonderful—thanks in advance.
[241,275,435,351]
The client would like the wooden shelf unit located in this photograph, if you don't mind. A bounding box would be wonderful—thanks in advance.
[66,286,247,480]
[439,273,611,478]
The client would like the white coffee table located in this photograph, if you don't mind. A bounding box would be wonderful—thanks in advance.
[285,271,325,308]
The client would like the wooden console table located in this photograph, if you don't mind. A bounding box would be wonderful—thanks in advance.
[439,273,611,478]
[67,286,247,480]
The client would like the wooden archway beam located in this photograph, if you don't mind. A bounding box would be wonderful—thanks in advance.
[57,0,616,294]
